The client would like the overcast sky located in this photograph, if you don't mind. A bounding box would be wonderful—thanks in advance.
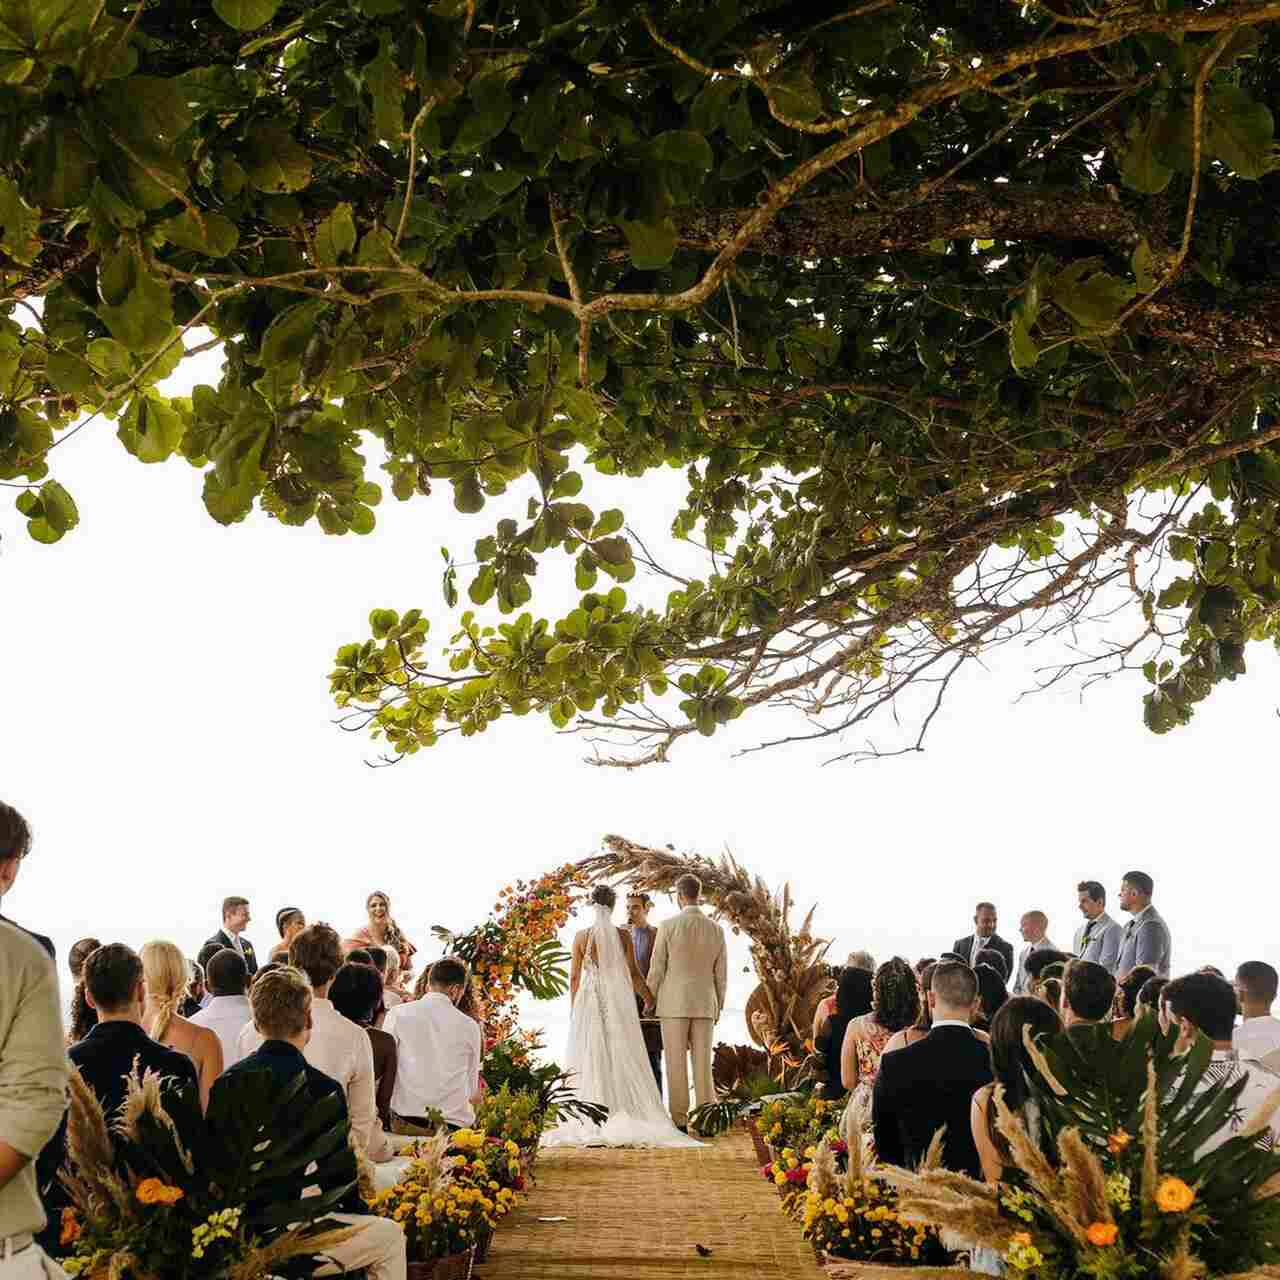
[3,343,1276,1045]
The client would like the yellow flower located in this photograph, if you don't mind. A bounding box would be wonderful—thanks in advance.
[1155,1177,1196,1214]
[1086,1222,1118,1246]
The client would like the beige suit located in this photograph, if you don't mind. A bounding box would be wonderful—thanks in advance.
[648,904,728,1127]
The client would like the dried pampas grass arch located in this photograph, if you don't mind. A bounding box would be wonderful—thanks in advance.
[576,834,832,1063]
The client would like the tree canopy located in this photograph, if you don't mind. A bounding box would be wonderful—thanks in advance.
[5,0,1280,765]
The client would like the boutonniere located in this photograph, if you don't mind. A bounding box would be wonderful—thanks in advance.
[242,941,255,953]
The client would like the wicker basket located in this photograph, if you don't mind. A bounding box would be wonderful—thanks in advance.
[406,1246,474,1280]
[744,1118,772,1168]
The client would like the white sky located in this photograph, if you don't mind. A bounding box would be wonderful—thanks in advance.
[3,344,1278,1047]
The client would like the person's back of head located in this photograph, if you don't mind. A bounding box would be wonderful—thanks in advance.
[1063,959,1116,1024]
[365,946,389,977]
[197,940,225,973]
[1040,977,1063,1009]
[846,950,876,973]
[1164,972,1237,1045]
[1025,949,1072,986]
[674,873,701,905]
[1117,965,1156,1019]
[1137,975,1168,1012]
[84,943,144,1018]
[1236,961,1279,1017]
[275,907,304,939]
[986,996,1062,1149]
[68,936,101,983]
[975,947,1009,982]
[329,962,383,1027]
[140,940,189,1041]
[873,957,922,1034]
[206,947,249,998]
[346,947,375,967]
[428,956,469,995]
[250,965,312,1043]
[929,960,979,1021]
[834,966,873,1021]
[289,922,344,991]
[975,964,1008,1026]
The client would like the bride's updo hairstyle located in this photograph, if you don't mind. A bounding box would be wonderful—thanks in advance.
[590,884,617,910]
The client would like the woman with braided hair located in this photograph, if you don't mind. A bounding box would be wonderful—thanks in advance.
[345,890,418,977]
[140,939,223,1112]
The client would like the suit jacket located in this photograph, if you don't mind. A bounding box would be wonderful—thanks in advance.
[1013,938,1059,994]
[1115,905,1171,977]
[1073,913,1123,973]
[648,906,728,1021]
[630,924,663,1054]
[203,928,258,975]
[952,932,1014,976]
[871,1024,993,1178]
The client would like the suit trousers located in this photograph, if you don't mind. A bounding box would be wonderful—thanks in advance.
[661,1017,714,1126]
[315,1213,406,1280]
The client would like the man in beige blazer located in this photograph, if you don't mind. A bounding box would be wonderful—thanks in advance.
[645,873,728,1132]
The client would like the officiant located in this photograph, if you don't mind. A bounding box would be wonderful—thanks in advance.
[627,892,664,1092]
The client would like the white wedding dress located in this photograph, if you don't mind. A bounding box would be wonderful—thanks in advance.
[543,904,703,1148]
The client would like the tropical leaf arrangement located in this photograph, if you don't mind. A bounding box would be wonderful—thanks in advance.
[579,836,831,1063]
[689,1043,778,1136]
[863,1019,1280,1280]
[57,1065,362,1280]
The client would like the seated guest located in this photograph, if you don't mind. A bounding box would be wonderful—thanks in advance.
[346,891,417,978]
[330,962,399,1134]
[239,923,391,1162]
[974,947,1010,984]
[216,966,407,1280]
[270,907,306,963]
[1060,959,1116,1028]
[1040,976,1063,1010]
[1164,972,1280,1154]
[38,944,200,1240]
[67,936,101,1044]
[383,956,481,1130]
[973,963,1008,1033]
[842,958,920,1095]
[180,960,206,1018]
[140,940,223,1111]
[1111,965,1157,1040]
[816,967,872,1099]
[1234,962,1280,1061]
[872,961,992,1177]
[1023,948,1072,1000]
[380,947,407,1006]
[884,962,937,1054]
[1138,975,1169,1015]
[190,948,253,1071]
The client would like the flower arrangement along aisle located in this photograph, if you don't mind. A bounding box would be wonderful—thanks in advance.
[867,1019,1280,1280]
[57,1067,362,1279]
[433,863,586,1042]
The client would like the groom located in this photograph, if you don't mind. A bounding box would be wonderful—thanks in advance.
[645,873,728,1134]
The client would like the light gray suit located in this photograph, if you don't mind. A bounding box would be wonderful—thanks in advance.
[1073,912,1122,973]
[647,904,728,1127]
[1116,904,1172,977]
[1013,937,1059,994]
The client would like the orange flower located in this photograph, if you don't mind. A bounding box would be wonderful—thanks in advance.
[1010,1232,1032,1247]
[1107,1130,1132,1154]
[60,1208,80,1247]
[136,1177,185,1206]
[1086,1222,1118,1247]
[1155,1177,1195,1214]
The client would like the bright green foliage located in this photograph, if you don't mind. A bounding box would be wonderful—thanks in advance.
[7,1,1280,763]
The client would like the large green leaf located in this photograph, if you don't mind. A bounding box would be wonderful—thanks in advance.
[158,208,239,256]
[1118,111,1174,193]
[0,175,40,264]
[118,394,186,463]
[242,123,313,192]
[211,0,282,29]
[313,202,356,266]
[1205,86,1275,180]
[620,216,677,270]
[97,252,175,351]
[1051,259,1136,332]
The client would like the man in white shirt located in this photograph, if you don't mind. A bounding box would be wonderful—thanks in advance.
[190,948,253,1071]
[239,924,392,1161]
[1072,880,1122,973]
[1013,911,1058,994]
[383,956,481,1130]
[1165,972,1280,1156]
[1234,961,1280,1061]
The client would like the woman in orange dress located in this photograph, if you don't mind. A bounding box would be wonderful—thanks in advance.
[346,890,417,977]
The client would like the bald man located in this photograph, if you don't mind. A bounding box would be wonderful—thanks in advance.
[1013,911,1059,994]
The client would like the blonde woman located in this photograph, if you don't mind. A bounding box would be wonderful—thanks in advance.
[140,940,224,1111]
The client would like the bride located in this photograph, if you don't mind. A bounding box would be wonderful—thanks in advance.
[544,885,702,1148]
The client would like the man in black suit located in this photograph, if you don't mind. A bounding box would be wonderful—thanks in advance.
[204,895,259,976]
[38,943,201,1248]
[872,961,992,1178]
[951,902,1014,978]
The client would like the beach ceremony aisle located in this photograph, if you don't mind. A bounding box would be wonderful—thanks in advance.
[482,1132,819,1279]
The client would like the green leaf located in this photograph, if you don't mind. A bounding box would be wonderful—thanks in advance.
[118,394,185,463]
[1051,260,1136,332]
[453,73,513,153]
[38,479,78,535]
[349,503,376,534]
[1131,237,1156,292]
[651,130,714,171]
[591,508,624,538]
[97,256,174,351]
[620,216,677,270]
[212,0,282,29]
[313,202,356,266]
[46,350,95,397]
[259,301,328,370]
[24,117,96,207]
[1204,86,1275,180]
[1118,112,1174,194]
[242,123,313,192]
[769,72,823,122]
[0,176,40,265]
[363,36,404,143]
[158,209,239,256]
[1009,316,1039,373]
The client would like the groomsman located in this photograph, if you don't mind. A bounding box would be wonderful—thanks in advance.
[1115,871,1171,977]
[1073,880,1122,972]
[626,892,664,1092]
[1013,911,1058,993]
[951,902,1015,977]
[203,895,258,976]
